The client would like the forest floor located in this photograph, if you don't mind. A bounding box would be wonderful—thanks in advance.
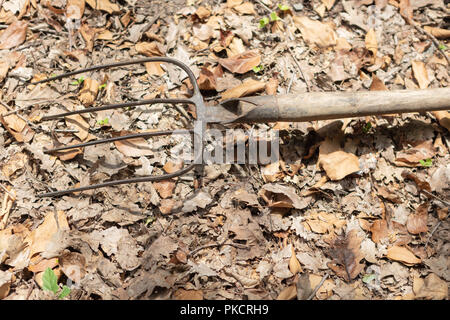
[0,0,449,300]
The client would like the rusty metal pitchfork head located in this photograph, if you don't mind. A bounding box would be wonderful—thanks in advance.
[33,57,208,197]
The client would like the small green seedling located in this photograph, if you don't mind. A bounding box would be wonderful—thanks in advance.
[362,121,372,133]
[42,267,71,299]
[277,4,290,11]
[362,273,376,284]
[71,76,85,86]
[145,216,156,227]
[438,43,447,51]
[259,17,270,28]
[98,83,107,90]
[270,11,280,21]
[97,117,109,126]
[419,158,432,167]
[252,65,264,73]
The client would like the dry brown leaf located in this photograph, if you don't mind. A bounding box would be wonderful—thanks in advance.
[265,77,278,95]
[135,42,165,56]
[293,16,337,48]
[120,11,131,28]
[411,60,430,89]
[423,26,450,39]
[401,170,432,192]
[194,6,211,20]
[227,37,246,56]
[395,140,436,167]
[174,289,203,300]
[335,37,352,51]
[436,207,448,221]
[370,74,388,91]
[406,203,428,234]
[113,131,153,157]
[1,152,28,179]
[197,64,223,91]
[399,0,413,24]
[276,285,297,300]
[386,245,421,265]
[261,161,284,182]
[193,23,214,41]
[159,198,176,214]
[318,138,360,180]
[289,245,302,274]
[65,114,90,141]
[28,258,59,273]
[413,273,448,300]
[0,61,9,82]
[85,0,120,14]
[66,0,85,20]
[376,185,401,203]
[25,211,69,258]
[80,23,97,52]
[370,219,389,243]
[365,28,377,58]
[218,50,261,74]
[163,161,183,174]
[0,104,34,142]
[259,184,308,210]
[234,2,256,15]
[0,20,27,50]
[0,271,12,299]
[327,229,364,282]
[221,78,265,100]
[432,111,450,131]
[78,78,99,106]
[97,29,114,41]
[153,180,176,199]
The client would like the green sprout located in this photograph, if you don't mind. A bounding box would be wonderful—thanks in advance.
[97,117,109,126]
[277,4,290,11]
[42,268,71,299]
[419,158,432,167]
[252,65,264,73]
[362,121,372,133]
[270,11,280,21]
[70,76,84,86]
[259,17,270,28]
[438,43,447,51]
[98,83,107,90]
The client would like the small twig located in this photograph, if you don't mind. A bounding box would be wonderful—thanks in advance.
[307,274,329,300]
[425,212,448,248]
[413,23,450,67]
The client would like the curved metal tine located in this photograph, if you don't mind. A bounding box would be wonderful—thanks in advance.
[38,129,202,198]
[41,98,194,121]
[45,129,193,153]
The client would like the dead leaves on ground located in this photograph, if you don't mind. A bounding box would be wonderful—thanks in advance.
[318,137,360,180]
[218,50,261,74]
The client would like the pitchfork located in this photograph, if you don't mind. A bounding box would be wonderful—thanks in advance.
[31,57,450,197]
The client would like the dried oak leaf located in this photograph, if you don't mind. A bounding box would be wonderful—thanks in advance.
[406,203,428,234]
[0,104,34,142]
[401,170,432,192]
[317,137,360,180]
[293,16,337,48]
[395,140,436,167]
[327,229,365,282]
[218,50,261,74]
[0,20,27,50]
[59,251,86,283]
[276,285,297,300]
[197,64,223,91]
[259,184,309,210]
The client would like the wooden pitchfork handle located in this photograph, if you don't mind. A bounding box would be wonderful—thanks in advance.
[206,88,450,124]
